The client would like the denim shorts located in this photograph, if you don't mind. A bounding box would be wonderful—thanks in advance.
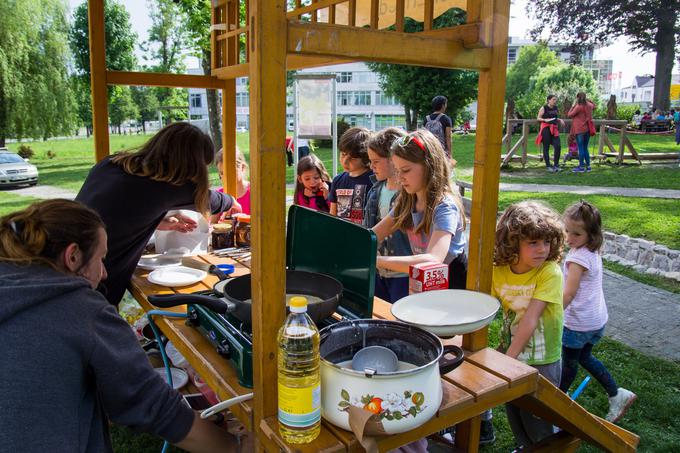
[562,326,605,349]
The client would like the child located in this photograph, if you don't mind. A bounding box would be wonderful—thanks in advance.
[564,134,579,163]
[328,127,373,224]
[363,127,412,302]
[560,201,637,422]
[294,154,331,212]
[215,147,250,215]
[492,201,565,448]
[371,129,467,290]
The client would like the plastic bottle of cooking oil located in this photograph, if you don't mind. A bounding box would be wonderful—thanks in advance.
[277,296,321,444]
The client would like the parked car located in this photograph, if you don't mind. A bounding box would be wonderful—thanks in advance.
[0,148,38,187]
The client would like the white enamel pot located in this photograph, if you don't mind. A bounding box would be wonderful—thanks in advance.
[319,319,463,434]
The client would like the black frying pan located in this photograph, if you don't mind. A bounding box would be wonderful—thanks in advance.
[148,269,343,326]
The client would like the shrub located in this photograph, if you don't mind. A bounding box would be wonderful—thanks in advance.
[46,150,57,159]
[17,144,34,160]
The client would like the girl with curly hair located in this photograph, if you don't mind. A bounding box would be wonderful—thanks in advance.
[492,200,565,449]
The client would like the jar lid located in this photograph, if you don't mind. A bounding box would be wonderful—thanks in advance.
[289,296,308,312]
[213,223,232,232]
[235,214,251,224]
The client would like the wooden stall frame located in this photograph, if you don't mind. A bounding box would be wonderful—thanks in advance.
[87,0,639,451]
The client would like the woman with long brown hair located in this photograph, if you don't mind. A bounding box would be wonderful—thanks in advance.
[76,122,240,305]
[0,199,236,452]
[568,92,596,173]
[371,129,468,290]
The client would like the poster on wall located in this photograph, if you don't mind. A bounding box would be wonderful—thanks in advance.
[298,78,333,138]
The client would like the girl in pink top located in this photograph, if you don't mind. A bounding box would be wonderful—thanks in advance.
[560,201,636,423]
[567,92,596,173]
[294,154,331,212]
[215,147,250,215]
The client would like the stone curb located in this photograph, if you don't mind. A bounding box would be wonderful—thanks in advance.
[602,232,680,282]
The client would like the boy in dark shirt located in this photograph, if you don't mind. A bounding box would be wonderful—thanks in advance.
[328,127,373,224]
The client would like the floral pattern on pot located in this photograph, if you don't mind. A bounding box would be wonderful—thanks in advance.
[337,389,427,421]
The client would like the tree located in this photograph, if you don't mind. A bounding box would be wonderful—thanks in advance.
[368,10,478,130]
[142,0,190,124]
[174,0,223,148]
[506,43,561,104]
[131,86,160,133]
[0,0,77,146]
[515,64,600,119]
[109,86,139,133]
[69,0,137,132]
[526,0,680,111]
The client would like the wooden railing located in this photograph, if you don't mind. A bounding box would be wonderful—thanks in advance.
[501,119,643,166]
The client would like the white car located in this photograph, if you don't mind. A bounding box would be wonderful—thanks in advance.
[0,149,39,187]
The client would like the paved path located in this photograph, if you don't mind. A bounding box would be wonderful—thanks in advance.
[497,183,680,199]
[603,269,680,362]
[3,185,77,199]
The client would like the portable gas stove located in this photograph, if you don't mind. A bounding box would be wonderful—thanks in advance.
[186,206,377,388]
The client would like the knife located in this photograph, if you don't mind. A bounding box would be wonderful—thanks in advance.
[181,257,229,281]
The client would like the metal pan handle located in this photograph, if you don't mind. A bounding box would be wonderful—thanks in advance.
[438,345,464,375]
[148,294,231,315]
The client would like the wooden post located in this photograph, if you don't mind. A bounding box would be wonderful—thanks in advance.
[598,124,606,159]
[222,79,237,196]
[521,120,529,167]
[88,0,109,162]
[248,0,287,448]
[618,124,625,164]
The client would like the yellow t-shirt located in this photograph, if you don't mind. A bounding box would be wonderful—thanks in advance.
[492,261,564,365]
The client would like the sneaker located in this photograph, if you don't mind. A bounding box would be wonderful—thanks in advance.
[586,166,592,172]
[546,166,555,173]
[479,419,496,445]
[572,166,585,173]
[553,166,563,172]
[606,388,637,423]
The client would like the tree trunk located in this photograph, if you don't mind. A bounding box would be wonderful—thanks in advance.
[652,13,675,111]
[202,51,222,150]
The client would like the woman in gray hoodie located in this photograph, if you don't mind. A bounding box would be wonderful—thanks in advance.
[0,199,236,453]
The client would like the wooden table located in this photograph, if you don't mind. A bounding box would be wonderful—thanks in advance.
[130,254,639,453]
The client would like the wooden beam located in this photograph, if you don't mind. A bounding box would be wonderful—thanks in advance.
[417,23,483,48]
[222,79,237,196]
[395,0,405,32]
[88,0,109,162]
[211,55,354,80]
[370,0,379,28]
[212,63,250,79]
[287,21,492,70]
[249,0,288,447]
[348,0,356,26]
[106,71,225,89]
[466,0,494,46]
[423,0,434,31]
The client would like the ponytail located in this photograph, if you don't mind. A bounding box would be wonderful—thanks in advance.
[0,199,105,270]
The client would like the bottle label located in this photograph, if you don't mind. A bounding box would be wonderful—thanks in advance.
[278,382,321,428]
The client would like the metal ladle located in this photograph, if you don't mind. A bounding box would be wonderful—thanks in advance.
[351,345,399,374]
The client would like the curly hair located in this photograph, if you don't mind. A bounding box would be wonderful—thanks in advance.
[494,201,564,266]
[564,200,603,252]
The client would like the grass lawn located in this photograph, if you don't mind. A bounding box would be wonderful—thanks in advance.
[0,192,41,217]
[496,191,680,250]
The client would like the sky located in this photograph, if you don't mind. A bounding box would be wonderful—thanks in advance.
[67,0,671,90]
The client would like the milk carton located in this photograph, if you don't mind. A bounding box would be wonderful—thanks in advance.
[409,262,449,294]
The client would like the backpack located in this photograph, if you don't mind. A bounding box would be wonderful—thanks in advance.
[425,113,446,149]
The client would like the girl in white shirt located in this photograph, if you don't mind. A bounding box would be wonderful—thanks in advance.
[560,201,637,423]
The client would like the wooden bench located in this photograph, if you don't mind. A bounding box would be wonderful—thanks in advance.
[641,120,672,132]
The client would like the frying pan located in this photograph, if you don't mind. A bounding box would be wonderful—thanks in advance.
[148,269,343,326]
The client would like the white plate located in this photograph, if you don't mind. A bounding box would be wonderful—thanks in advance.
[147,267,207,287]
[154,367,189,390]
[391,289,500,337]
[137,255,182,270]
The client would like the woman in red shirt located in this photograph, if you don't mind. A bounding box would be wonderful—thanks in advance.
[568,92,596,173]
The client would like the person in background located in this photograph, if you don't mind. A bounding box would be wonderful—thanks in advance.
[371,129,467,290]
[536,94,565,173]
[424,95,453,159]
[294,154,331,212]
[363,127,412,303]
[567,92,596,173]
[655,109,666,120]
[76,122,240,305]
[297,137,311,159]
[492,201,565,449]
[673,109,680,147]
[328,127,373,224]
[631,110,642,128]
[559,201,637,423]
[0,199,237,453]
[215,147,251,215]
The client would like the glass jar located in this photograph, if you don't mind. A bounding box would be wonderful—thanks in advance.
[234,214,251,248]
[211,222,234,250]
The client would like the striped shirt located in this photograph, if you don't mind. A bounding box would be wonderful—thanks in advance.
[563,247,608,331]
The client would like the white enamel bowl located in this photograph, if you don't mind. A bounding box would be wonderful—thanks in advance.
[391,289,500,337]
